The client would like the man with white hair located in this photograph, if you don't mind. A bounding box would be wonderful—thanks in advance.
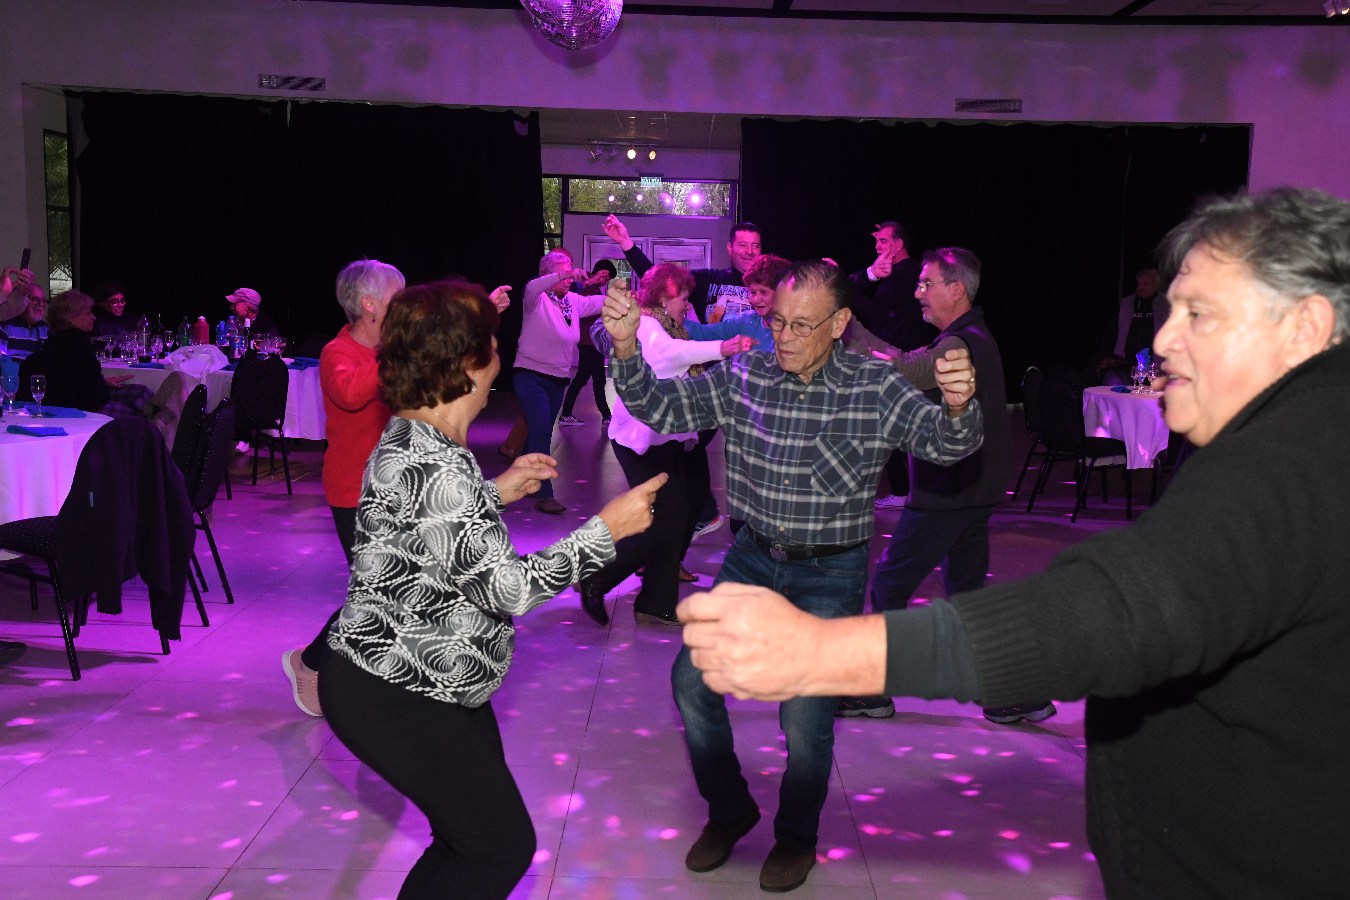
[680,186,1350,898]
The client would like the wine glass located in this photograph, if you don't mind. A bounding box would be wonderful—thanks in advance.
[0,371,16,417]
[30,374,47,417]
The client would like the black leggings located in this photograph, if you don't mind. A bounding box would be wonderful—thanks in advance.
[299,505,357,671]
[320,652,536,899]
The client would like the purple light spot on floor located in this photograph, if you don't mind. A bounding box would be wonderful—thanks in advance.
[852,793,876,803]
[552,753,570,765]
[945,773,973,784]
[82,846,107,858]
[999,830,1021,840]
[934,829,954,837]
[6,717,36,726]
[532,848,551,863]
[997,750,1016,757]
[209,893,234,900]
[1049,841,1071,849]
[631,728,651,737]
[220,838,241,849]
[175,711,199,719]
[826,847,851,861]
[605,815,622,829]
[218,780,237,789]
[961,789,980,796]
[11,832,40,844]
[265,874,289,884]
[340,810,359,821]
[548,793,583,816]
[1002,851,1032,873]
[971,745,991,756]
[68,875,99,887]
[1036,756,1061,764]
[932,752,957,760]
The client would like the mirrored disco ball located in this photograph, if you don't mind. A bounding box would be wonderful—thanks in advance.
[522,0,622,51]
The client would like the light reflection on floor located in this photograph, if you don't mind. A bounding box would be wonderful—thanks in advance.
[0,392,1131,898]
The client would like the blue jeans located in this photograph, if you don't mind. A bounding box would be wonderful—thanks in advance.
[869,505,994,611]
[513,368,568,499]
[671,527,868,851]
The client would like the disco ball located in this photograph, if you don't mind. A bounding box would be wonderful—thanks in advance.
[521,0,622,52]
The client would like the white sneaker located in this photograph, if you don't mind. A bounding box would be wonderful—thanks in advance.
[558,415,585,427]
[282,649,323,717]
[691,515,725,542]
[874,495,907,511]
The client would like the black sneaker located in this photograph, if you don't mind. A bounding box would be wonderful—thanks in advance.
[983,702,1057,725]
[836,696,895,718]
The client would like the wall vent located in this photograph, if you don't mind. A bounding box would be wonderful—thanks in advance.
[954,98,1022,114]
[258,74,327,92]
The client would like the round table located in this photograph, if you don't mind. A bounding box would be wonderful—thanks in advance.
[204,362,326,440]
[0,410,113,525]
[1082,386,1169,470]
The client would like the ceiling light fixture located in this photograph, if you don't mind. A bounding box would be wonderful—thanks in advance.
[626,147,637,160]
[648,148,657,161]
[521,1,624,52]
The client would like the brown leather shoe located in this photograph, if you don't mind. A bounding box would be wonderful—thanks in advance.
[684,808,760,872]
[759,841,816,892]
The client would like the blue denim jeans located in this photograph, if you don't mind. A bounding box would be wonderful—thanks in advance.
[512,368,568,499]
[671,526,868,851]
[869,505,994,611]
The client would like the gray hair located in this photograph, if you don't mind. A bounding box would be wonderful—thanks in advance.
[335,259,405,323]
[780,260,852,312]
[922,247,982,302]
[1161,187,1350,341]
[539,250,571,277]
[48,289,94,332]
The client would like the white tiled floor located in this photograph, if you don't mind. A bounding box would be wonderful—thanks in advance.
[0,393,1135,898]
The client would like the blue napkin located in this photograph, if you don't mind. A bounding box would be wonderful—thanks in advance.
[288,360,318,370]
[24,403,86,418]
[291,356,320,366]
[1110,385,1132,393]
[1135,348,1152,369]
[7,424,68,437]
[130,362,167,369]
[222,362,238,372]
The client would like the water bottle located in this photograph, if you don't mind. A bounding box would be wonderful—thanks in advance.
[178,317,193,349]
[136,315,151,358]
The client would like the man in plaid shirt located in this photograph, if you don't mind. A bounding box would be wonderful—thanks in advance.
[603,259,983,892]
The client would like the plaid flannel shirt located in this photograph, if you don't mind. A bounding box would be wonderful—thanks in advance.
[612,344,983,547]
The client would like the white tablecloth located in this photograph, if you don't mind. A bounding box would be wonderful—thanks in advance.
[204,364,326,441]
[0,411,113,525]
[1082,386,1169,470]
[103,362,203,451]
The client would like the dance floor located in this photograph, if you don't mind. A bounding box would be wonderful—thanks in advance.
[0,388,1141,898]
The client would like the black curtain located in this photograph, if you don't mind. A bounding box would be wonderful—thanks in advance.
[73,93,542,379]
[740,119,1250,396]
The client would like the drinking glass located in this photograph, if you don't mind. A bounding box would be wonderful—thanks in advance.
[163,330,177,353]
[30,374,47,417]
[150,336,164,359]
[0,372,16,417]
[1130,363,1148,394]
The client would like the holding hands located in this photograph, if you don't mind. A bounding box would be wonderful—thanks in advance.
[934,348,977,413]
[493,452,559,505]
[602,278,642,354]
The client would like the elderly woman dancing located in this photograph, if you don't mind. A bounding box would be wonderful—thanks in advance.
[578,264,754,626]
[319,279,665,899]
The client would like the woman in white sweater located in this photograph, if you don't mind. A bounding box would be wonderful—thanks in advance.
[578,264,756,626]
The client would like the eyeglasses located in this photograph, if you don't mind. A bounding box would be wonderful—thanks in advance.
[916,280,956,294]
[766,309,838,337]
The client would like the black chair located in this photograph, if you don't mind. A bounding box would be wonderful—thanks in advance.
[0,417,200,679]
[171,383,209,479]
[1008,366,1047,501]
[231,351,292,494]
[185,399,237,609]
[1027,373,1133,522]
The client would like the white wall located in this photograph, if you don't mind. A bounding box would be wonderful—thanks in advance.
[5,0,1349,274]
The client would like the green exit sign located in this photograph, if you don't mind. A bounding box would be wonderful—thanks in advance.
[640,175,662,189]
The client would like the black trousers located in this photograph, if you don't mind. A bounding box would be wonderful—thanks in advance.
[320,652,536,899]
[560,345,610,420]
[592,438,707,616]
[299,505,357,671]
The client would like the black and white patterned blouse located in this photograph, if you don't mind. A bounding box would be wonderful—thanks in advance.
[328,417,615,707]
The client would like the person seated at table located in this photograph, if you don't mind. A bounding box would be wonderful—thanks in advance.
[225,287,281,339]
[91,281,134,338]
[1,264,37,324]
[1,285,48,358]
[320,278,665,898]
[17,289,151,418]
[1094,267,1166,384]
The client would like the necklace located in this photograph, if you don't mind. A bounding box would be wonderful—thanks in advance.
[422,405,465,445]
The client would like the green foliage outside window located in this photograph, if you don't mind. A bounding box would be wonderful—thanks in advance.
[44,132,73,293]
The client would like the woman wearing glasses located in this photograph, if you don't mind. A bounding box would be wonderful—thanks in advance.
[577,264,755,626]
[91,281,134,338]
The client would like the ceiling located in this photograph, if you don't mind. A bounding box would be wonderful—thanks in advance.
[314,1,1342,150]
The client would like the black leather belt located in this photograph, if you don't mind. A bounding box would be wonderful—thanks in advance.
[749,528,866,562]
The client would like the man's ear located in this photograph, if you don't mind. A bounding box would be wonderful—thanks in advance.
[831,307,852,338]
[1284,294,1338,366]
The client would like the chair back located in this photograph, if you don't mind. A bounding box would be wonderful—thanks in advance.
[171,383,209,479]
[1037,373,1088,452]
[231,351,289,436]
[1021,366,1045,438]
[189,399,236,513]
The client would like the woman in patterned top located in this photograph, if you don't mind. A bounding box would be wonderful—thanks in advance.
[320,279,666,899]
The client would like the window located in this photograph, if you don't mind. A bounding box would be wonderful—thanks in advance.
[564,177,731,217]
[542,176,563,254]
[44,131,73,293]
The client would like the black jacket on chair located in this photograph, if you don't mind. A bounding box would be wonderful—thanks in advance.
[58,416,196,641]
